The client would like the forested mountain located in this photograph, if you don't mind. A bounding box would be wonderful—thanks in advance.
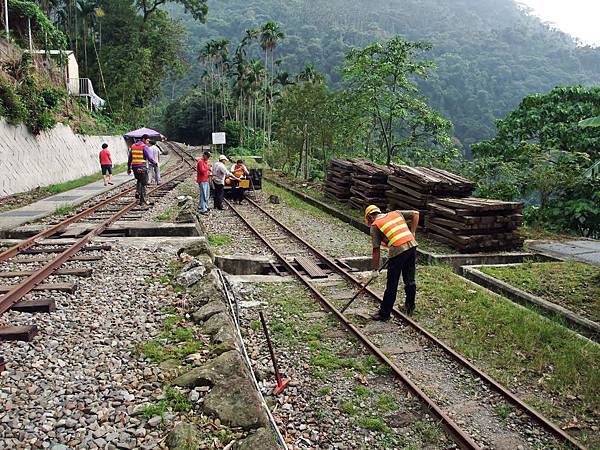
[167,0,600,146]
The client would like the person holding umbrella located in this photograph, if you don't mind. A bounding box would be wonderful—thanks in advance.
[127,134,157,207]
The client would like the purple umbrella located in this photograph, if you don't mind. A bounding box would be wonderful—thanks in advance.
[123,127,164,139]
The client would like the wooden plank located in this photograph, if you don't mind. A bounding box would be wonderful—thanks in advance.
[0,268,92,278]
[11,298,56,313]
[295,256,328,279]
[0,282,76,294]
[0,325,38,341]
[0,355,5,372]
[435,197,523,212]
[11,255,103,264]
[21,245,111,254]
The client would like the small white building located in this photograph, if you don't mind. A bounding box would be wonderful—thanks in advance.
[31,49,106,110]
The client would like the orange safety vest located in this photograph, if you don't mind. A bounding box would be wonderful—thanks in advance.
[373,211,415,247]
[130,143,146,166]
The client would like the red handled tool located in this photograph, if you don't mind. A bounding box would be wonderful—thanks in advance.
[259,311,290,395]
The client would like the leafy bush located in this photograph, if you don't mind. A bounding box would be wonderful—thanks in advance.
[9,0,67,49]
[525,178,600,238]
[0,79,28,124]
[17,76,66,134]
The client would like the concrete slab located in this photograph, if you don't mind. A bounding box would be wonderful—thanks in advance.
[0,172,132,231]
[529,239,600,267]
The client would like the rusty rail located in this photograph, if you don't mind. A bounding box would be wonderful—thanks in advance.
[229,196,586,450]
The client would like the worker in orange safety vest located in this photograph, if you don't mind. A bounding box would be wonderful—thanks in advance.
[365,204,419,320]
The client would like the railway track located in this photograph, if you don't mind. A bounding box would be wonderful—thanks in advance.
[226,195,585,450]
[0,142,196,370]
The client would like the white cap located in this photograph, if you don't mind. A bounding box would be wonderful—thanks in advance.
[219,154,228,162]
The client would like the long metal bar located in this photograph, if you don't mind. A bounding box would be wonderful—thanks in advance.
[225,198,481,450]
[238,196,586,450]
[0,165,192,316]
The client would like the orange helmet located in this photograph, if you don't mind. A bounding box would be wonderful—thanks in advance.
[365,205,381,224]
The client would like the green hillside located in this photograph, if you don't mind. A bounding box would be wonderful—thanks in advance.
[167,0,600,147]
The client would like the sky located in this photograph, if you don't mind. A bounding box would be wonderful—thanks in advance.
[517,0,600,46]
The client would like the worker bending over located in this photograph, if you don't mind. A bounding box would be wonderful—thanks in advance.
[366,205,419,320]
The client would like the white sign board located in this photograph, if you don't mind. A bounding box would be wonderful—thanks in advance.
[212,132,226,145]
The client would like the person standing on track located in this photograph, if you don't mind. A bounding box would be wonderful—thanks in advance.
[127,134,157,207]
[212,155,239,210]
[197,151,212,214]
[99,143,113,186]
[365,205,419,320]
[147,141,162,185]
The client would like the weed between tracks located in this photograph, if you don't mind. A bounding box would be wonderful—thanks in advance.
[249,281,450,448]
[370,264,600,448]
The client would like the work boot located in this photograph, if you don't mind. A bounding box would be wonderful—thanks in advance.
[371,312,390,322]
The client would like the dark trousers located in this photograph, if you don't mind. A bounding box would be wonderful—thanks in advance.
[379,247,417,317]
[214,183,224,209]
[134,168,148,204]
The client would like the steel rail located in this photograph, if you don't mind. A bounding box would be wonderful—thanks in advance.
[0,146,188,263]
[235,196,586,450]
[225,198,481,450]
[0,162,193,316]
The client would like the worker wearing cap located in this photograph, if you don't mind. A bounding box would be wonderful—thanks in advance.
[366,205,419,319]
[212,155,240,210]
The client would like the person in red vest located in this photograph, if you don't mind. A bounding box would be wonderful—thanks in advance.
[365,205,419,319]
[99,143,113,186]
[127,134,157,206]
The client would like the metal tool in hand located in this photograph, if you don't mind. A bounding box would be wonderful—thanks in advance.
[340,259,390,313]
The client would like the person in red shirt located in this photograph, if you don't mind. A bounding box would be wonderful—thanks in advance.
[197,151,212,214]
[99,143,113,186]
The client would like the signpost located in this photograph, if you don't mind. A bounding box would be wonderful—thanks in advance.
[212,132,226,155]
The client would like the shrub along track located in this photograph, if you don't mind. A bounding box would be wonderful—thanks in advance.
[225,195,586,450]
[0,142,194,369]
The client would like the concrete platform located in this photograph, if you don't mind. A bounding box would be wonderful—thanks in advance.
[0,154,174,232]
[0,172,132,231]
[528,239,600,267]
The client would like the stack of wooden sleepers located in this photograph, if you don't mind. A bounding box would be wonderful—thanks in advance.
[387,165,474,215]
[426,197,524,253]
[349,160,392,210]
[325,159,354,202]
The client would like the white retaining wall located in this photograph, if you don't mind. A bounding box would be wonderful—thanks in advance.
[0,118,129,196]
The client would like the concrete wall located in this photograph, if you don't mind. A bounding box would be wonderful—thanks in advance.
[0,118,128,196]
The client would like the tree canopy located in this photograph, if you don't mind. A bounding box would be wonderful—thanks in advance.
[166,0,600,148]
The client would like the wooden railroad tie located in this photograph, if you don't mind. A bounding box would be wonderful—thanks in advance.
[10,298,56,313]
[0,268,92,278]
[0,325,38,342]
[0,282,77,294]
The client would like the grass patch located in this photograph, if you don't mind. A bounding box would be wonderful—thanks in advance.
[154,205,179,222]
[413,420,442,444]
[494,402,513,420]
[208,234,233,246]
[139,315,202,363]
[46,163,128,194]
[141,386,192,420]
[54,204,74,216]
[358,416,390,433]
[480,261,600,322]
[340,400,358,415]
[375,394,397,412]
[415,265,600,448]
[353,385,370,398]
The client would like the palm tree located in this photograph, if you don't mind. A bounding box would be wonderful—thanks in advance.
[76,0,97,75]
[258,20,284,143]
[296,64,324,84]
